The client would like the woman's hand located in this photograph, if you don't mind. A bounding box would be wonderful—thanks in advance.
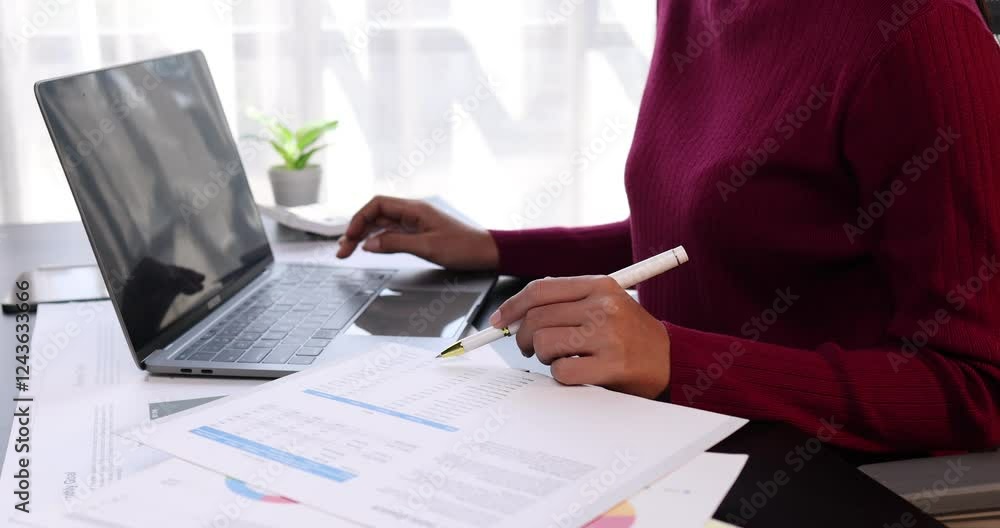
[491,276,671,399]
[336,196,499,271]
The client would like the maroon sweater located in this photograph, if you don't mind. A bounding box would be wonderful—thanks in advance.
[490,0,1000,452]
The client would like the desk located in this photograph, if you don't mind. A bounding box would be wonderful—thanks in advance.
[0,221,945,528]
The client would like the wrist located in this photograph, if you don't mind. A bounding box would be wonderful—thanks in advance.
[632,319,672,399]
[475,229,500,270]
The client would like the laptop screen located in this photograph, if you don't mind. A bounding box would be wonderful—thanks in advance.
[35,51,272,363]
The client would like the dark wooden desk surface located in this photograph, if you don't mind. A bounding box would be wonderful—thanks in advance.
[0,221,944,528]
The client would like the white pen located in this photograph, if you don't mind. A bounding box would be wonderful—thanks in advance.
[436,245,690,359]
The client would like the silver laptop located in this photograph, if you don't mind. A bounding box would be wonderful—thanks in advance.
[34,50,495,378]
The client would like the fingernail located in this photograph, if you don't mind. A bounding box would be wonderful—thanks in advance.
[363,236,381,251]
[488,310,501,327]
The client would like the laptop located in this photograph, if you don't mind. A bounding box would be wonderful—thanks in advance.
[34,50,496,378]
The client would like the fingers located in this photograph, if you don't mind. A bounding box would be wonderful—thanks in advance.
[362,231,433,259]
[531,327,592,365]
[514,302,586,356]
[337,196,427,258]
[491,276,618,328]
[550,356,610,386]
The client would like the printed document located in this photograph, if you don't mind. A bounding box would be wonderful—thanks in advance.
[126,343,746,528]
[47,452,745,528]
[0,302,262,524]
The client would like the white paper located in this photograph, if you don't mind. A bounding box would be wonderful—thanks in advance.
[705,521,741,528]
[0,302,264,524]
[584,452,747,528]
[57,452,745,528]
[68,458,357,528]
[124,343,746,528]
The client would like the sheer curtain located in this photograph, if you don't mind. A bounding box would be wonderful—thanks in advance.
[0,0,654,229]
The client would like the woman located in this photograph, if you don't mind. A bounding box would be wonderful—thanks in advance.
[337,0,1000,453]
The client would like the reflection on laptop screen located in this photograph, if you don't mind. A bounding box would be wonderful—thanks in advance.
[35,52,271,361]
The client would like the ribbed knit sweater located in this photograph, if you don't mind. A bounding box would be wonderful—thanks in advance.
[490,0,1000,452]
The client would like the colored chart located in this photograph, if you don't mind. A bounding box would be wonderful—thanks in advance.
[224,477,298,504]
[586,501,637,528]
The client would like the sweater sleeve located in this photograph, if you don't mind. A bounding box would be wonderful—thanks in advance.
[488,219,633,278]
[668,3,1000,452]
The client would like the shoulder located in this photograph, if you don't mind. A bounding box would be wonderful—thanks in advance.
[839,0,997,110]
[855,0,997,81]
[873,0,990,44]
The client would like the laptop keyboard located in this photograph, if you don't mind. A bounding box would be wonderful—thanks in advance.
[172,265,392,366]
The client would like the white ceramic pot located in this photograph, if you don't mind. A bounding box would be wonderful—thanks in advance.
[268,165,322,207]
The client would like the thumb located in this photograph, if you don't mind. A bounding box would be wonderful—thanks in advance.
[363,231,432,258]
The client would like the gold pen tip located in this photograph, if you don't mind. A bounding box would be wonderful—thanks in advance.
[436,342,465,359]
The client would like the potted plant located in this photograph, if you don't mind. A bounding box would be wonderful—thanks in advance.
[248,109,339,207]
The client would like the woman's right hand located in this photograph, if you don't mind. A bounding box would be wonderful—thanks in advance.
[336,196,499,271]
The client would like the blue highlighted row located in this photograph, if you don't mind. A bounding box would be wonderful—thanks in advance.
[190,426,356,482]
[303,389,459,432]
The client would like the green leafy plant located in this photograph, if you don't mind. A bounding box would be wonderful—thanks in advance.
[247,108,339,170]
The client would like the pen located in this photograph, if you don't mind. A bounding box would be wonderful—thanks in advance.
[436,245,690,359]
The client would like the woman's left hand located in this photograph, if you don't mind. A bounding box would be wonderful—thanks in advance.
[490,276,671,399]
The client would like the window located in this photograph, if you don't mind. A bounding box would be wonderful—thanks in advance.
[0,0,655,228]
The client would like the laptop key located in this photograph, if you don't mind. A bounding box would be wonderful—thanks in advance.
[198,342,225,353]
[237,347,272,363]
[305,338,331,348]
[281,336,307,345]
[229,340,255,350]
[206,337,231,347]
[190,352,218,361]
[312,329,338,339]
[262,344,300,364]
[323,300,365,330]
[288,355,315,365]
[215,348,246,362]
[296,346,325,357]
[173,348,199,361]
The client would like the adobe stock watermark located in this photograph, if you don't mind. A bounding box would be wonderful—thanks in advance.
[681,288,799,403]
[877,0,931,41]
[62,65,166,168]
[212,0,247,19]
[887,254,998,372]
[344,0,403,57]
[843,127,960,244]
[357,277,476,385]
[181,107,296,221]
[544,0,584,24]
[717,85,833,202]
[27,302,101,377]
[508,116,630,229]
[672,0,750,73]
[6,0,72,50]
[881,458,971,528]
[179,159,246,223]
[724,417,843,526]
[403,404,512,514]
[547,450,638,528]
[384,74,501,191]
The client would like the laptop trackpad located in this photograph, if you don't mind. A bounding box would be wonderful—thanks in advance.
[343,288,480,338]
